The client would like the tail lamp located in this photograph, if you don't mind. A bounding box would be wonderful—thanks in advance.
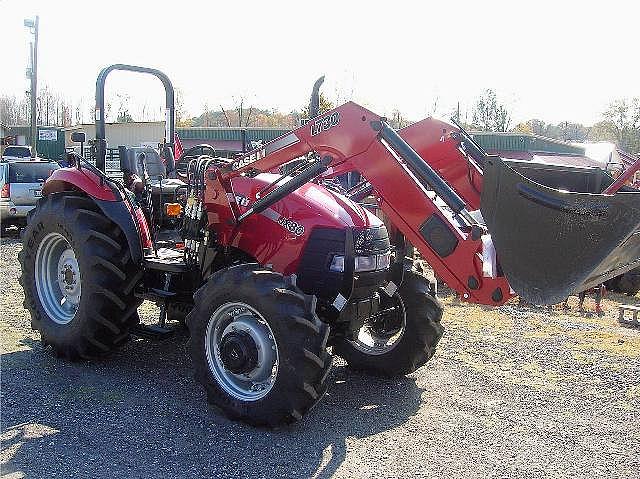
[164,203,182,217]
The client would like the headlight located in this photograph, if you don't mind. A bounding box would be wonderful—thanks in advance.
[329,252,391,273]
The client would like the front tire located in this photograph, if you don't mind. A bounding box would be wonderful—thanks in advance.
[19,193,142,360]
[187,264,331,426]
[334,270,444,377]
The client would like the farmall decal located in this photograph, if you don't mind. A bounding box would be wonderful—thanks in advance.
[310,112,340,137]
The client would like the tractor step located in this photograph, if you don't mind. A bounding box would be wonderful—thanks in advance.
[131,323,175,340]
[144,248,191,273]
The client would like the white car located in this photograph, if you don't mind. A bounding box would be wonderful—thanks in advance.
[0,160,59,234]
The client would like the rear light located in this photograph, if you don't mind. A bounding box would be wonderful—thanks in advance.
[133,206,153,249]
[165,203,182,217]
[1,184,9,198]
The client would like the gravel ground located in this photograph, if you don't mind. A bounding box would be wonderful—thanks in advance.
[1,234,639,479]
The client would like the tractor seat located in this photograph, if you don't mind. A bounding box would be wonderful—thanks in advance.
[122,147,186,194]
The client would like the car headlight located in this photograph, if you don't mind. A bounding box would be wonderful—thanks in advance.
[329,252,391,273]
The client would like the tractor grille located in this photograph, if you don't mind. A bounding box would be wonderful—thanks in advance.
[296,225,390,301]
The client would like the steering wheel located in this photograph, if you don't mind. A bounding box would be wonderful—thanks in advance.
[176,144,216,176]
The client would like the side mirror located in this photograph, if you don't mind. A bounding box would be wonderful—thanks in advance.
[71,132,86,143]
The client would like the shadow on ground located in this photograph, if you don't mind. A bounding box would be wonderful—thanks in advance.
[2,331,425,478]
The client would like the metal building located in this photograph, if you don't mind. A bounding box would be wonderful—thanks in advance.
[64,121,166,151]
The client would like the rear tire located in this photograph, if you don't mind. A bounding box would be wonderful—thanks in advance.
[187,263,331,426]
[334,270,444,377]
[19,193,142,360]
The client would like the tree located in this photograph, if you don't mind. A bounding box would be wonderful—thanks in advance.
[514,119,546,136]
[116,110,134,123]
[513,119,589,142]
[0,95,29,125]
[175,88,189,126]
[471,89,511,132]
[1,87,79,127]
[300,93,334,119]
[114,94,133,123]
[588,121,616,143]
[599,98,640,153]
[389,109,411,129]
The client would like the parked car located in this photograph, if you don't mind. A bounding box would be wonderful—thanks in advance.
[1,145,33,161]
[0,160,59,234]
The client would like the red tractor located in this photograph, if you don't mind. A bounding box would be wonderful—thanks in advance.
[19,65,640,426]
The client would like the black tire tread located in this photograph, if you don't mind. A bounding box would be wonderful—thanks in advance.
[186,263,331,427]
[19,193,142,360]
[334,270,444,377]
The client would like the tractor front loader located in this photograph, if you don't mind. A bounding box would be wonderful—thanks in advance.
[19,65,640,426]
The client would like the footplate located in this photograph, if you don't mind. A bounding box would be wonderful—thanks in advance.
[481,156,640,305]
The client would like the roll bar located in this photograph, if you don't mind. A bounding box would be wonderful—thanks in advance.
[94,64,175,172]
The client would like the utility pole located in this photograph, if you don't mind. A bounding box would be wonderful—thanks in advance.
[25,16,39,157]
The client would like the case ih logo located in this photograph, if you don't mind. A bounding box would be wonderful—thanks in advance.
[231,147,266,171]
[310,112,340,137]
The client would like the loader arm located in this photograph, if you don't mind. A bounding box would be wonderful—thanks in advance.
[214,102,512,305]
[212,101,640,305]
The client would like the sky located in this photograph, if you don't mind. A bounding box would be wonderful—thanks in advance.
[1,0,638,126]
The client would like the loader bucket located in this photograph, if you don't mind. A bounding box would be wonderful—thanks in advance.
[481,157,640,305]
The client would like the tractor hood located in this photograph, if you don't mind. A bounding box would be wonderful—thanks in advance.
[223,174,384,274]
[233,173,380,229]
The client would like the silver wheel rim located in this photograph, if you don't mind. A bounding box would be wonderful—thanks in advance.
[205,302,278,401]
[351,294,406,355]
[35,232,81,325]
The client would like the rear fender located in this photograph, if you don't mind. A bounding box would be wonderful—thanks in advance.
[93,198,144,264]
[43,167,118,201]
[43,168,143,263]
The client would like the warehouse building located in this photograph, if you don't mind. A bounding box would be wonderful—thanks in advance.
[64,121,289,157]
[64,121,166,151]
